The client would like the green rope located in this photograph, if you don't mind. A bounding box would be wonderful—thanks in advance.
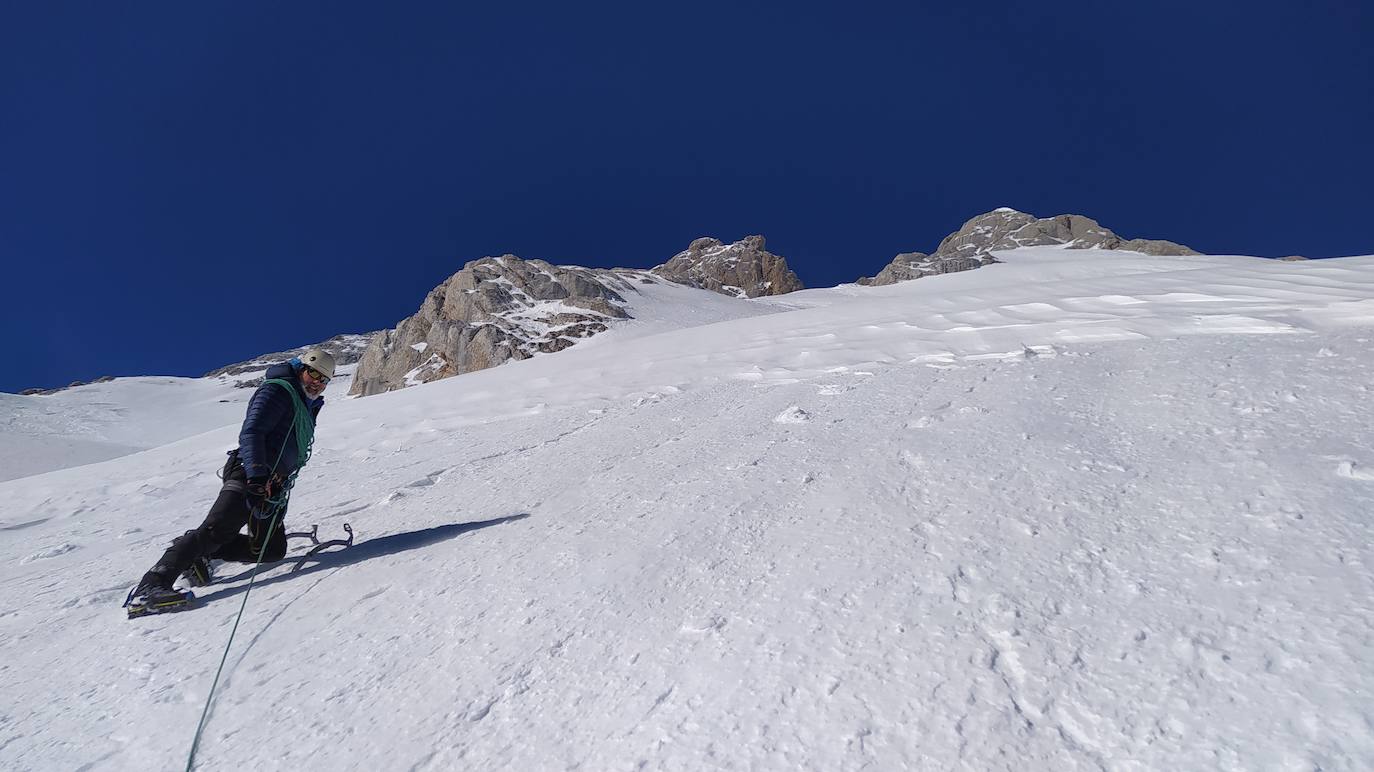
[186,377,316,771]
[259,377,315,500]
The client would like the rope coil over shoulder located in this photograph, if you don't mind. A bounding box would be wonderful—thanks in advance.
[186,377,315,771]
[254,377,316,511]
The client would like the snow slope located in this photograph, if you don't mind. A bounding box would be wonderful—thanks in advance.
[3,248,1374,770]
[0,365,361,483]
[0,277,777,481]
[0,377,249,483]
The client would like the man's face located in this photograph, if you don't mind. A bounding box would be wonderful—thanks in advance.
[300,365,330,399]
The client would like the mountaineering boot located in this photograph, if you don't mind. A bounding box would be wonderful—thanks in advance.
[181,556,213,587]
[125,570,195,619]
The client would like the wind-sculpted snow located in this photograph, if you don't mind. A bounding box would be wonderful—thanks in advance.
[2,248,1373,769]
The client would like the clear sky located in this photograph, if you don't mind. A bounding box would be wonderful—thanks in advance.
[2,1,1370,393]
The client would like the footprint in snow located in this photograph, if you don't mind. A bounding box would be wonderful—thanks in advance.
[21,543,79,564]
[681,615,727,634]
[62,584,130,609]
[467,697,498,722]
[1336,460,1374,481]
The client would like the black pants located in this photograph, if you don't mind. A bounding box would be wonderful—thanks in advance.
[149,451,288,580]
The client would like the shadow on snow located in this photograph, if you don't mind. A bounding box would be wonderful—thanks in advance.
[198,513,530,604]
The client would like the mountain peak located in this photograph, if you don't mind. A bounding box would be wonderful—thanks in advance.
[348,255,634,396]
[651,235,802,299]
[859,209,1198,286]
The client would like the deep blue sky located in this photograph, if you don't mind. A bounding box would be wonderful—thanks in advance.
[3,2,1371,392]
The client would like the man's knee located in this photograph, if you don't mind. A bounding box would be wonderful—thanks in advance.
[204,517,242,544]
[203,491,250,541]
[250,519,288,562]
[256,537,287,562]
[170,529,198,549]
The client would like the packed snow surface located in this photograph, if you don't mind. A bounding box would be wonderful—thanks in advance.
[3,248,1374,770]
[0,365,359,483]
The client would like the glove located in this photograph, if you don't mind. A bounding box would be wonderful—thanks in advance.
[246,476,275,512]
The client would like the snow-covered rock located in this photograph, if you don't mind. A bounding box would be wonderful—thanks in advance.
[651,235,804,298]
[348,243,809,397]
[349,256,636,396]
[206,333,377,387]
[859,208,1198,285]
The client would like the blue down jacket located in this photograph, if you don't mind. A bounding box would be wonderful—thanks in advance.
[237,362,324,480]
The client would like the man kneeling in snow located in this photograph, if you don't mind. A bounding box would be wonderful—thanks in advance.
[126,349,334,615]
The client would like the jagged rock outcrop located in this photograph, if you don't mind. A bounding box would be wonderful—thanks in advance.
[859,208,1198,286]
[349,256,633,397]
[347,237,802,397]
[206,333,378,388]
[858,251,984,286]
[651,235,803,298]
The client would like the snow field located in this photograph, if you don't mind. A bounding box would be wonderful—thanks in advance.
[2,249,1374,769]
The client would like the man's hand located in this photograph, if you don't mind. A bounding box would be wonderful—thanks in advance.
[246,476,275,512]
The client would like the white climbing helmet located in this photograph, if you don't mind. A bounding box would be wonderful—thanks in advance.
[297,348,336,380]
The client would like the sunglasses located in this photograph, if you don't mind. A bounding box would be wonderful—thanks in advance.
[302,365,331,385]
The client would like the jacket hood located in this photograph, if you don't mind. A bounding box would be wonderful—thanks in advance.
[265,362,298,381]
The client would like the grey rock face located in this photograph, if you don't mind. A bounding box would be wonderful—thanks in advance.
[207,333,378,388]
[348,256,633,397]
[859,251,985,286]
[859,208,1198,286]
[651,235,803,298]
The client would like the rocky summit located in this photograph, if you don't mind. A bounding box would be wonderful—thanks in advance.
[328,216,1198,397]
[348,256,634,397]
[651,235,803,298]
[348,236,807,397]
[859,208,1197,286]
